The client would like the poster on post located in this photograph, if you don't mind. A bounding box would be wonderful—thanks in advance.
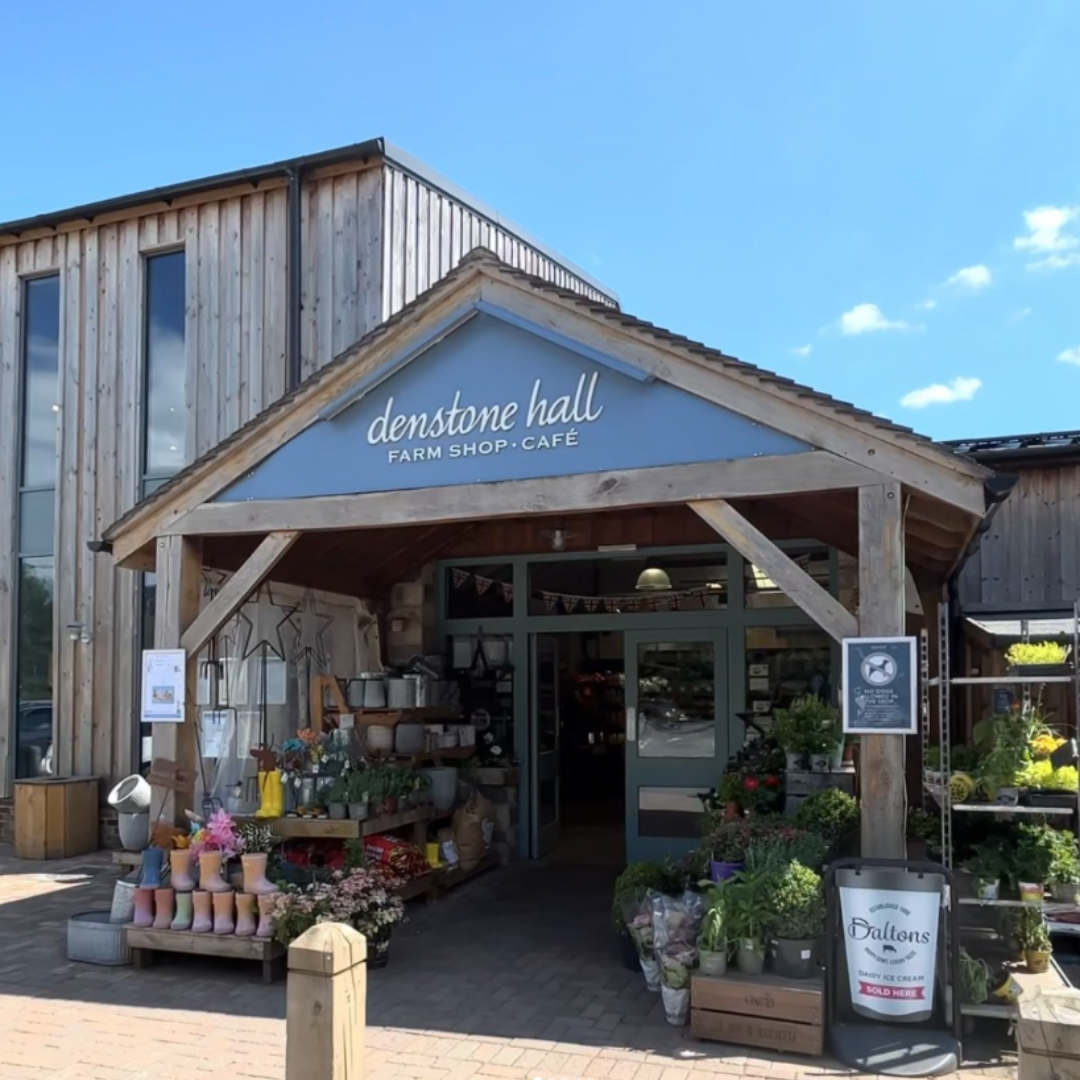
[841,636,918,735]
[140,648,186,724]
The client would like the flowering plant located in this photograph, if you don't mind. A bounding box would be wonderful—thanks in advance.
[189,809,243,860]
[269,865,406,946]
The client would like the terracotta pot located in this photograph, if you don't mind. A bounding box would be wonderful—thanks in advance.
[198,851,232,894]
[241,853,279,896]
[132,887,155,928]
[723,801,740,822]
[171,892,194,931]
[212,892,235,935]
[169,850,196,892]
[191,891,213,933]
[152,888,175,930]
[235,894,257,936]
[256,894,275,939]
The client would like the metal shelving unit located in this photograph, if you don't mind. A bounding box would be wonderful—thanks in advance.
[922,600,1080,1016]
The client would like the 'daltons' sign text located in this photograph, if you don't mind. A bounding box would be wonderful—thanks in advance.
[368,372,602,463]
[219,311,811,502]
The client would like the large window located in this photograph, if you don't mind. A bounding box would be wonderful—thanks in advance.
[143,251,186,478]
[15,559,54,778]
[20,276,61,489]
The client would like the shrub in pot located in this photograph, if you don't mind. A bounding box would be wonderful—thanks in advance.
[1014,823,1057,901]
[769,860,824,979]
[697,885,727,977]
[1047,830,1080,904]
[324,775,350,820]
[961,845,1008,901]
[794,788,860,849]
[1014,906,1052,974]
[773,696,837,772]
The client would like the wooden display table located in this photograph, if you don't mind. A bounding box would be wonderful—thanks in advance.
[271,805,450,845]
[127,926,285,983]
[691,970,824,1057]
[14,776,99,860]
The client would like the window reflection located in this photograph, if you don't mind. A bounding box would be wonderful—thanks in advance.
[16,558,54,778]
[144,252,186,475]
[20,276,61,489]
[637,641,715,759]
[745,549,830,608]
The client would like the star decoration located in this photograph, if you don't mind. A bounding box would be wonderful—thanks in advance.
[275,588,334,670]
[202,568,229,599]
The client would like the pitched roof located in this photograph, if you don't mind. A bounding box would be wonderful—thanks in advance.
[103,247,990,543]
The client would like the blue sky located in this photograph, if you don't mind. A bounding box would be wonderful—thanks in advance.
[2,1,1077,440]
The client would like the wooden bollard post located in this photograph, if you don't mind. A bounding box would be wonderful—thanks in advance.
[286,923,367,1080]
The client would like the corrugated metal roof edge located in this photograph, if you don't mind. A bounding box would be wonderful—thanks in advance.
[101,247,990,544]
[0,137,616,302]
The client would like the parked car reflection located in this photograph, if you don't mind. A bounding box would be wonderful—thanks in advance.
[17,700,53,777]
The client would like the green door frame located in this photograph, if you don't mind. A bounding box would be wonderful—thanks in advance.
[436,542,840,860]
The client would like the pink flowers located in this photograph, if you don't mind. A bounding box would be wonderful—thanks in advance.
[189,809,243,860]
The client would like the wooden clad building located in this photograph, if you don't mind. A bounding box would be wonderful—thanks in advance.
[0,138,615,832]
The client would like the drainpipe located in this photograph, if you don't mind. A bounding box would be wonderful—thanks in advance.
[286,167,303,388]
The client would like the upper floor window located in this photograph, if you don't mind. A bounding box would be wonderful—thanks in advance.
[20,275,61,489]
[144,251,186,477]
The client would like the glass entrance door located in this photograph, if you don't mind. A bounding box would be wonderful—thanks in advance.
[530,634,561,858]
[624,630,727,863]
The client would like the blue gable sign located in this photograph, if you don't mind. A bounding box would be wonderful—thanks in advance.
[219,311,811,502]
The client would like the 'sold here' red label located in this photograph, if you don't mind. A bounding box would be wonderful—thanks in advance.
[859,982,925,1000]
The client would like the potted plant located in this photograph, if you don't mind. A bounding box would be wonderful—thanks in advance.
[718,773,743,821]
[774,696,838,772]
[697,885,727,977]
[707,821,753,881]
[324,775,350,820]
[959,948,991,1005]
[612,862,667,970]
[651,891,705,1024]
[1006,641,1072,678]
[1015,823,1057,903]
[1048,830,1080,904]
[961,845,1007,901]
[906,808,941,862]
[793,788,861,849]
[346,770,372,820]
[723,865,775,975]
[1014,907,1052,973]
[773,707,809,772]
[1020,759,1079,809]
[769,860,824,979]
[980,714,1034,806]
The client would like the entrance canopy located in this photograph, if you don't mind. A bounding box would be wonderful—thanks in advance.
[103,247,994,589]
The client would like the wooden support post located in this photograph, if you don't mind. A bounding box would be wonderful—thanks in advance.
[180,530,299,656]
[857,482,907,859]
[151,535,203,825]
[287,923,367,1080]
[689,499,858,643]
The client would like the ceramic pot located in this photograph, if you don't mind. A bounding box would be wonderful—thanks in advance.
[191,891,213,933]
[132,887,155,928]
[171,892,193,931]
[235,894,257,936]
[809,754,831,774]
[1019,881,1045,905]
[1051,881,1080,905]
[974,879,1000,901]
[107,774,152,814]
[994,787,1020,807]
[256,894,275,939]
[152,888,175,930]
[242,853,279,895]
[348,801,369,821]
[169,849,196,892]
[829,742,845,769]
[1026,949,1051,974]
[198,851,232,893]
[140,847,165,889]
[699,949,727,977]
[212,892,235,935]
[773,937,818,980]
[328,803,347,820]
[710,860,743,883]
[785,752,807,772]
[735,940,766,976]
[117,812,150,852]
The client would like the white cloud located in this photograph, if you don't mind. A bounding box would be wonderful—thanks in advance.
[900,376,982,409]
[1015,205,1078,253]
[838,303,909,335]
[1028,252,1080,272]
[945,264,992,290]
[791,343,812,357]
[915,299,937,311]
[1057,346,1080,366]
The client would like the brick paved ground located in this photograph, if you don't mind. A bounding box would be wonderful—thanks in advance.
[0,845,1016,1080]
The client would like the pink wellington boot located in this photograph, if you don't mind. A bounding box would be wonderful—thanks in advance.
[256,894,276,939]
[169,849,196,892]
[241,853,279,895]
[152,888,175,930]
[235,893,257,936]
[171,892,193,931]
[191,890,213,933]
[198,851,232,894]
[132,887,155,928]
[212,891,235,935]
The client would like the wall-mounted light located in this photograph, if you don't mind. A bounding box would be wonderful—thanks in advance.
[67,621,92,645]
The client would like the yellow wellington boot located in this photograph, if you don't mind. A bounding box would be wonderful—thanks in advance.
[267,769,285,818]
[255,771,274,819]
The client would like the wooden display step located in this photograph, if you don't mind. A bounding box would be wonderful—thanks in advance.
[351,708,463,727]
[112,850,143,868]
[271,805,445,841]
[126,926,285,984]
[691,970,824,1057]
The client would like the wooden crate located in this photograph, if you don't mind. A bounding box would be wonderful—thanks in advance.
[14,776,99,860]
[1018,986,1080,1080]
[126,926,286,983]
[691,971,824,1057]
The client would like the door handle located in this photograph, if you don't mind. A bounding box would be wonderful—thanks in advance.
[626,706,636,742]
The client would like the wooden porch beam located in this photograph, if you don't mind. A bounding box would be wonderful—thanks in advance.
[688,498,858,643]
[162,453,881,540]
[180,531,299,657]
[857,482,907,860]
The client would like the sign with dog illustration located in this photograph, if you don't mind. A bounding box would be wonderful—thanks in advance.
[841,636,918,735]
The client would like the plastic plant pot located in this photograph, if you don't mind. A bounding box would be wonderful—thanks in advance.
[1018,882,1045,905]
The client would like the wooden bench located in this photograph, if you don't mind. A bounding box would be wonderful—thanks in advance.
[126,926,286,984]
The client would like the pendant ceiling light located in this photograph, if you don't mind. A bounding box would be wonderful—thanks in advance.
[635,566,672,592]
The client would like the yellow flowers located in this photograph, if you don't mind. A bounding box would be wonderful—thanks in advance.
[1032,733,1066,760]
